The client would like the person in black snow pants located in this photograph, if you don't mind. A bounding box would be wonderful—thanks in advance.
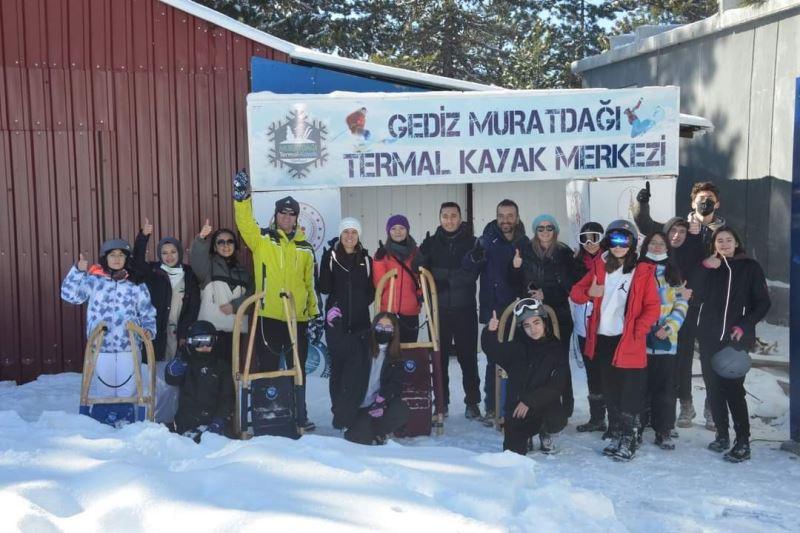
[481,298,568,455]
[414,202,481,420]
[571,222,607,433]
[318,217,374,417]
[691,226,770,463]
[131,217,200,425]
[512,213,577,438]
[165,320,234,441]
[328,312,410,445]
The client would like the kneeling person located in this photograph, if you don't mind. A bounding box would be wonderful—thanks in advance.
[166,321,234,439]
[481,299,568,455]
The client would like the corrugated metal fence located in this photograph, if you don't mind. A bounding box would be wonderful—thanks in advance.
[0,0,282,382]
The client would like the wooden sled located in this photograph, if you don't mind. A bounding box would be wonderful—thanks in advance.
[233,290,304,440]
[374,266,445,437]
[79,321,156,423]
[493,299,561,431]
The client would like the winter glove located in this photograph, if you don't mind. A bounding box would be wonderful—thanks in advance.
[165,357,188,378]
[418,231,432,255]
[232,169,251,201]
[469,237,486,263]
[636,187,650,203]
[207,417,225,435]
[326,306,342,327]
[374,241,387,260]
[368,395,386,418]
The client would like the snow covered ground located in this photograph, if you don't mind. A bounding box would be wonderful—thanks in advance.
[1,325,799,532]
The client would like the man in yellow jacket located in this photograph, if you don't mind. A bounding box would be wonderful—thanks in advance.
[233,170,318,431]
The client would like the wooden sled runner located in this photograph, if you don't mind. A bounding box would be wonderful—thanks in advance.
[233,290,304,440]
[79,321,156,424]
[493,299,561,431]
[374,266,445,437]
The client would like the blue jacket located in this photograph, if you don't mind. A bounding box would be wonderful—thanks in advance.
[61,265,157,353]
[463,221,527,323]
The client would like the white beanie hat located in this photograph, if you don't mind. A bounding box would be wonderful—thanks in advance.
[338,217,362,238]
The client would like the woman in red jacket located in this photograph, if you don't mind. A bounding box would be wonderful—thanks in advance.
[569,219,660,461]
[373,214,422,343]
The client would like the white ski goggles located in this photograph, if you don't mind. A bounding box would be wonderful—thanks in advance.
[187,334,216,348]
[578,232,603,245]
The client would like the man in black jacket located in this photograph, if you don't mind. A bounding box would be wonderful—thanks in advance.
[414,202,482,419]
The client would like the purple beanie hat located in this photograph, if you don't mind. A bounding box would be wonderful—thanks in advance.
[386,214,410,234]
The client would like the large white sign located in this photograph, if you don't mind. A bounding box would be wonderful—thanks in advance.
[247,87,680,191]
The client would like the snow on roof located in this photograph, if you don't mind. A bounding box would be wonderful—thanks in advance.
[159,0,495,92]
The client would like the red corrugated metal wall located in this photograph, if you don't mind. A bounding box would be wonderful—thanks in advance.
[0,0,286,382]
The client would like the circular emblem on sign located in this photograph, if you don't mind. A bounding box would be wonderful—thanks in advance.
[404,359,416,373]
[266,386,278,400]
[298,202,326,253]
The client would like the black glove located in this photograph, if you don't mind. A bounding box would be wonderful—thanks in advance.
[637,182,651,204]
[419,231,432,256]
[470,237,486,262]
[374,240,387,260]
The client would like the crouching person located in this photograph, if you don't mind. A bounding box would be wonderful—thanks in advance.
[166,321,234,440]
[329,312,409,445]
[61,240,157,426]
[481,299,568,455]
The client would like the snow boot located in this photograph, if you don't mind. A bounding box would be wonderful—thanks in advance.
[602,403,621,440]
[465,404,481,420]
[655,433,675,450]
[723,439,751,463]
[602,433,622,456]
[539,432,557,454]
[576,394,607,433]
[703,400,716,432]
[676,400,696,428]
[707,431,730,453]
[612,413,638,461]
[481,409,496,428]
[300,420,316,432]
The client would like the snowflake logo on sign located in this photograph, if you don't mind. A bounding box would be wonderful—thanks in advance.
[267,109,328,180]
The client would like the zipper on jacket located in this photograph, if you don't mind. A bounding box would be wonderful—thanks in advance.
[719,256,733,341]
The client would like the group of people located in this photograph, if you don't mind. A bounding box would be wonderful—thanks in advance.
[61,174,770,462]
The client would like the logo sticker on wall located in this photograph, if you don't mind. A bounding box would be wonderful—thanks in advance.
[267,109,328,179]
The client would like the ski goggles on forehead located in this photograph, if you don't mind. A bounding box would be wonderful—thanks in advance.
[608,232,633,248]
[513,299,542,317]
[578,232,603,245]
[186,334,216,348]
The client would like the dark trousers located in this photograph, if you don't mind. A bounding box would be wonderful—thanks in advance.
[439,307,481,407]
[579,336,604,397]
[675,306,698,402]
[398,314,419,344]
[645,354,677,434]
[504,414,544,455]
[555,312,575,417]
[700,351,750,440]
[597,335,647,434]
[252,317,310,423]
[344,398,410,445]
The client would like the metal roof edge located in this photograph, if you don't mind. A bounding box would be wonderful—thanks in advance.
[572,0,800,74]
[159,0,495,91]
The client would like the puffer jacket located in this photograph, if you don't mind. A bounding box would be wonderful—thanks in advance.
[413,223,478,310]
[569,253,660,369]
[514,240,577,319]
[318,238,374,332]
[645,262,689,355]
[61,265,157,352]
[234,197,318,321]
[373,242,421,316]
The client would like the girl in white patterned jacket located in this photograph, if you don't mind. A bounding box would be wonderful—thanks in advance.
[61,239,157,425]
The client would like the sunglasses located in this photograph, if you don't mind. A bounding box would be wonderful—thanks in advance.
[608,232,633,248]
[513,298,543,317]
[536,225,555,233]
[374,324,394,334]
[578,232,603,245]
[186,334,216,348]
[216,238,235,246]
[278,208,297,216]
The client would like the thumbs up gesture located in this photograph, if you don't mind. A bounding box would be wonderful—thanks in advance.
[688,214,701,235]
[512,248,522,269]
[77,253,89,272]
[142,217,153,237]
[199,218,213,239]
[588,275,604,298]
[677,280,693,301]
[488,310,499,332]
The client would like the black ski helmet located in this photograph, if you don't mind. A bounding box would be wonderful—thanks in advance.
[99,238,132,258]
[187,320,218,339]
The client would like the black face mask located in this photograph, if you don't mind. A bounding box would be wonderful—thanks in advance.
[374,330,393,345]
[698,198,716,216]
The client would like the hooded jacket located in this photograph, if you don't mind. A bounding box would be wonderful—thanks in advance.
[234,197,318,321]
[690,253,771,357]
[569,253,661,369]
[61,265,157,353]
[463,220,528,323]
[132,231,200,360]
[318,238,374,332]
[413,223,478,310]
[514,240,577,318]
